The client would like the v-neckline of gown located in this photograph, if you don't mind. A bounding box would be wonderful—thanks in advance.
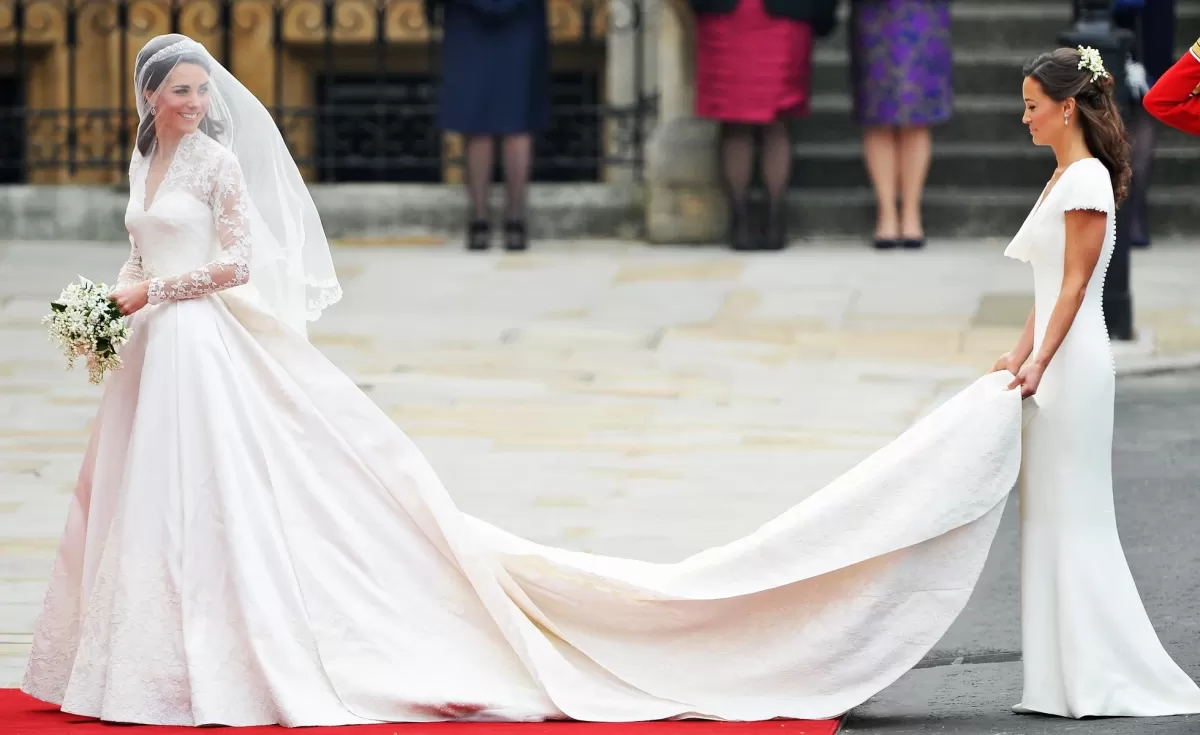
[1003,158,1099,263]
[1028,157,1096,220]
[141,135,189,212]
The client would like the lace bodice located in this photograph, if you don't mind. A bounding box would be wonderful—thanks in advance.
[120,131,251,303]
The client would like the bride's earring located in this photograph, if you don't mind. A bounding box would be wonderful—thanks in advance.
[1063,109,1069,125]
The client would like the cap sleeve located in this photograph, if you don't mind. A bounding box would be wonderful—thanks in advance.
[1058,160,1114,215]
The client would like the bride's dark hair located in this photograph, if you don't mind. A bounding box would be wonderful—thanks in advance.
[1022,47,1131,205]
[135,35,226,156]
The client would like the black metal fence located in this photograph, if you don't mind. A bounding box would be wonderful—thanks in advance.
[0,0,656,184]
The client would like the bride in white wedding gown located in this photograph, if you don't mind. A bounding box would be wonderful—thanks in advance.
[999,48,1200,719]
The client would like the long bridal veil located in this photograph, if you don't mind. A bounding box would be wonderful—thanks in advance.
[133,34,341,334]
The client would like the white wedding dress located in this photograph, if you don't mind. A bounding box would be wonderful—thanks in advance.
[20,129,1059,727]
[1005,157,1200,718]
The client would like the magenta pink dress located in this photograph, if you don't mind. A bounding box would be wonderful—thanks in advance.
[695,0,815,123]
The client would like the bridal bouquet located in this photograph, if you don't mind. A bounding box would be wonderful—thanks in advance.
[43,276,132,384]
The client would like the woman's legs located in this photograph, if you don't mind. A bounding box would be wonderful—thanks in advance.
[760,119,793,250]
[897,125,932,247]
[863,126,900,247]
[500,133,533,251]
[463,134,495,250]
[719,122,757,250]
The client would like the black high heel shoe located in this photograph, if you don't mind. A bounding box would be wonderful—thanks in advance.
[504,220,528,252]
[762,205,788,251]
[466,220,491,251]
[729,209,756,251]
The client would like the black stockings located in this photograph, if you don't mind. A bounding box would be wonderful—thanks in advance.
[718,120,792,248]
[463,133,533,223]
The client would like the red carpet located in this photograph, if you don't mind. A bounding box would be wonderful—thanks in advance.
[3,691,842,735]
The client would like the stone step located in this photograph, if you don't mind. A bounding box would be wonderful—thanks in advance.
[822,2,1200,52]
[785,142,1200,189]
[2,181,1194,241]
[775,186,1200,240]
[791,94,1198,148]
[812,49,1031,98]
[309,183,1199,241]
[808,48,1193,98]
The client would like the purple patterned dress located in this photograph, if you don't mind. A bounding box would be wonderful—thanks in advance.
[849,0,953,126]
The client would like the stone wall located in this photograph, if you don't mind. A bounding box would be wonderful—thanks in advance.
[0,182,644,242]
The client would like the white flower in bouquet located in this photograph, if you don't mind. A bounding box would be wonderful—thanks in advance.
[42,276,133,384]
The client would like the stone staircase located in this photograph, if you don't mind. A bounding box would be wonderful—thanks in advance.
[789,0,1200,240]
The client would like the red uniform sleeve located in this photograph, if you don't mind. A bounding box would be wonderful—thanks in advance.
[1143,40,1200,136]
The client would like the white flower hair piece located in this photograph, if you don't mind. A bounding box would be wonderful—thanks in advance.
[1077,45,1109,83]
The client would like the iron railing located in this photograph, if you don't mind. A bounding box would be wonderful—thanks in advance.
[0,0,657,184]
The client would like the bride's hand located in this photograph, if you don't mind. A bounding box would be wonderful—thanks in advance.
[110,281,150,316]
[1007,360,1045,398]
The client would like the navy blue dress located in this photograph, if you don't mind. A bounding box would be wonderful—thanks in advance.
[431,0,550,135]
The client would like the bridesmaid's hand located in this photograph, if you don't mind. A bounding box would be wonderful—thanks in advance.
[1007,360,1045,398]
[110,280,150,316]
[991,352,1016,374]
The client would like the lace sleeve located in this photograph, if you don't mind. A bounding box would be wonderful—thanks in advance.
[146,153,251,304]
[116,236,145,287]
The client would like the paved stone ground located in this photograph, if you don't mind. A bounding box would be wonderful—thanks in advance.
[3,238,1200,702]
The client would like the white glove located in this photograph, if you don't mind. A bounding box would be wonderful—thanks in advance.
[1125,56,1149,100]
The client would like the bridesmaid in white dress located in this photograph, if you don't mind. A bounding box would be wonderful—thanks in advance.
[20,33,1040,728]
[995,46,1200,718]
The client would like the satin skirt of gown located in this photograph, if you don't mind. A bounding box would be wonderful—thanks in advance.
[22,284,1032,727]
[1014,253,1200,719]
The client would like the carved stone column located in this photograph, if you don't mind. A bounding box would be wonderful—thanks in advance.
[644,0,724,244]
[605,0,658,185]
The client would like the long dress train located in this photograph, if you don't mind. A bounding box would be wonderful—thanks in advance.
[22,130,1036,726]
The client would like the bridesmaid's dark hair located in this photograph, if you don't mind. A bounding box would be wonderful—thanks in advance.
[1023,47,1131,205]
[135,36,225,157]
